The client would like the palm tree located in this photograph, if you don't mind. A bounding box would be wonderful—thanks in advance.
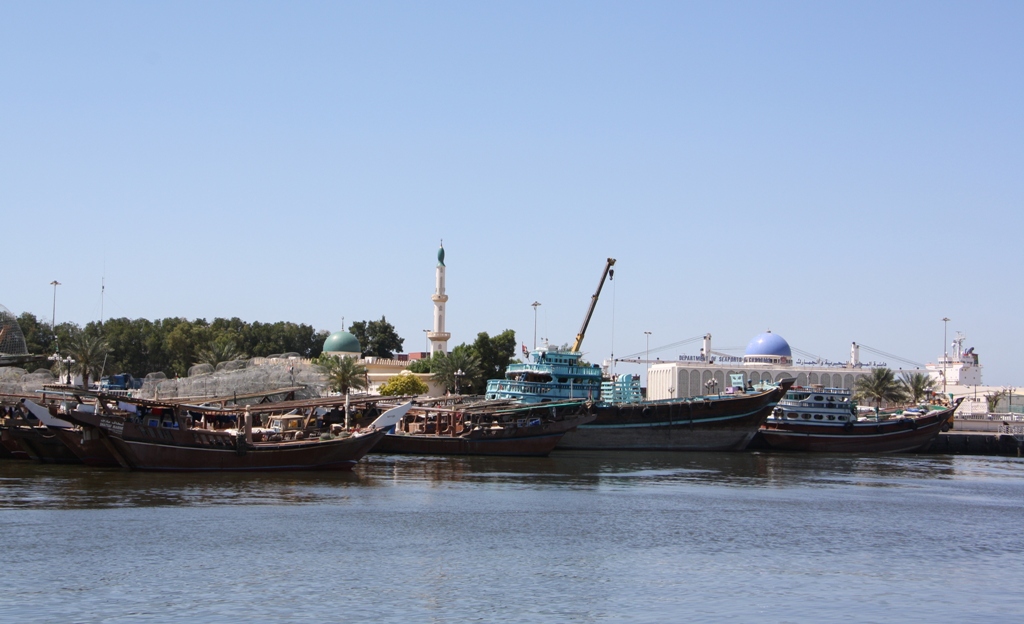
[900,372,938,404]
[194,339,247,367]
[431,350,483,395]
[854,367,908,411]
[322,355,369,428]
[64,334,109,389]
[323,355,369,395]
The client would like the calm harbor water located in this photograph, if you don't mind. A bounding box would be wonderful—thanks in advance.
[2,451,1024,623]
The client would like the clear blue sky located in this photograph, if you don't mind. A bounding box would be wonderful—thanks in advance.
[3,1,1022,384]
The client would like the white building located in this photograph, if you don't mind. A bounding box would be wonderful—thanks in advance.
[645,331,911,400]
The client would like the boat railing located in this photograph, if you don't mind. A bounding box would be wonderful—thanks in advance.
[507,363,601,378]
[957,412,1024,422]
[486,380,598,399]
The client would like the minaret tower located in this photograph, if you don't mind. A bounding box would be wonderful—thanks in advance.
[427,242,451,355]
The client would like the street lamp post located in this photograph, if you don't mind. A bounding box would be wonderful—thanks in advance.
[50,280,61,333]
[454,369,464,395]
[423,329,429,355]
[644,331,652,387]
[531,302,541,350]
[941,317,950,395]
[64,356,75,385]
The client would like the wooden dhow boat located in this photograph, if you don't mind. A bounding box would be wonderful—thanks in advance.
[18,398,121,467]
[486,345,793,451]
[756,385,962,453]
[373,397,595,457]
[484,258,792,451]
[1,398,37,459]
[57,393,389,472]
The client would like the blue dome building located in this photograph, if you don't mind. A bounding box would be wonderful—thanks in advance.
[743,331,792,365]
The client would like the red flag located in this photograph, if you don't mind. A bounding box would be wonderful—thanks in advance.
[522,344,529,356]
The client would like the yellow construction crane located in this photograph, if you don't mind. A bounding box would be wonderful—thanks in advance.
[570,258,616,353]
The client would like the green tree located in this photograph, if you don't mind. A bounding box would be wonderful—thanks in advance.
[194,336,248,367]
[15,312,56,371]
[163,318,210,377]
[349,316,404,358]
[86,317,163,378]
[378,372,429,396]
[899,372,938,404]
[431,347,483,394]
[407,351,444,373]
[64,334,110,389]
[321,355,370,396]
[854,368,909,409]
[984,390,1007,413]
[470,329,517,382]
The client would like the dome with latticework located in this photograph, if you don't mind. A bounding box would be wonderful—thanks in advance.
[0,304,29,355]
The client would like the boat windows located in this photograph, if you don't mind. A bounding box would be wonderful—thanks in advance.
[813,414,823,420]
[813,396,824,402]
[827,415,836,421]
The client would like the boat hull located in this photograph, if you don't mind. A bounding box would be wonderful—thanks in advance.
[51,427,121,467]
[109,431,385,471]
[0,427,31,459]
[61,408,387,471]
[758,402,959,453]
[5,426,82,464]
[376,402,595,457]
[557,382,793,451]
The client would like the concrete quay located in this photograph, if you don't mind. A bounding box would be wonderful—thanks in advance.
[923,416,1024,456]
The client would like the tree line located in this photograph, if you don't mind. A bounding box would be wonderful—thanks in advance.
[15,312,329,379]
[14,311,520,392]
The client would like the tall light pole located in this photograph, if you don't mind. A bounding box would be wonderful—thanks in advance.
[454,369,464,395]
[423,329,429,355]
[644,331,652,387]
[941,317,950,395]
[50,280,61,333]
[531,301,541,350]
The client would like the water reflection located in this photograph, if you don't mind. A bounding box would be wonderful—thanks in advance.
[2,450,1012,511]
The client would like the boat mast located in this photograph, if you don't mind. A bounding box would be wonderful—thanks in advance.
[571,258,616,353]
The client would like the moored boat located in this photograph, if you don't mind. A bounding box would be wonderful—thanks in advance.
[20,399,122,467]
[757,385,962,453]
[487,345,793,451]
[58,397,387,472]
[483,257,793,451]
[374,398,595,457]
[1,402,35,459]
[5,423,82,464]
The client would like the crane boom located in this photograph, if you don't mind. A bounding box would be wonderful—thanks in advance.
[571,258,616,353]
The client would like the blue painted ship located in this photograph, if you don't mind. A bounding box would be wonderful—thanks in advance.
[485,258,792,450]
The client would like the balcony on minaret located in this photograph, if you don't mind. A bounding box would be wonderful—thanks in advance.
[432,294,448,302]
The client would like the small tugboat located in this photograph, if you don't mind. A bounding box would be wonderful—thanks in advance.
[757,385,962,453]
[485,257,792,451]
[58,394,388,472]
[374,397,595,457]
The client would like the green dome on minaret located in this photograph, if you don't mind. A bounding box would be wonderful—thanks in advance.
[437,243,445,267]
[323,330,361,354]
